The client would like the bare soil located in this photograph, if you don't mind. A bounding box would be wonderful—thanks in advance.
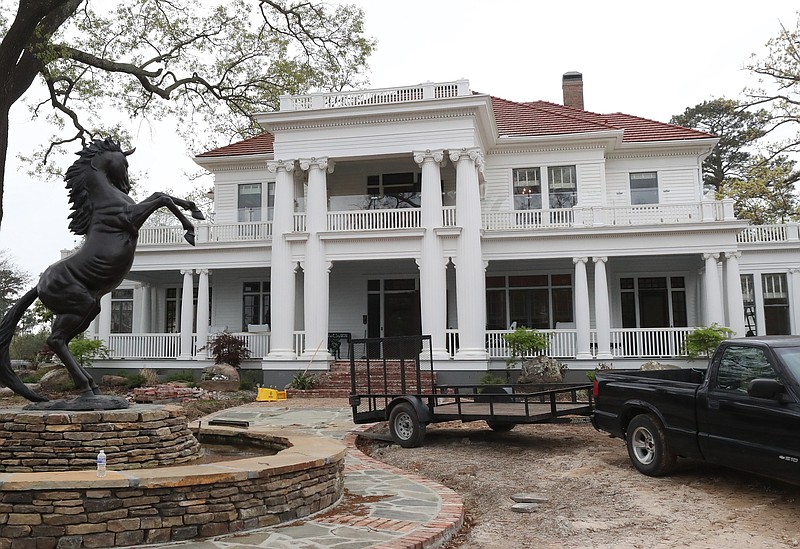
[359,419,800,549]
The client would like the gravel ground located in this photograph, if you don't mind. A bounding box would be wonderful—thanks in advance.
[359,419,800,549]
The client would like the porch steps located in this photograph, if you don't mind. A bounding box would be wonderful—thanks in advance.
[286,360,437,399]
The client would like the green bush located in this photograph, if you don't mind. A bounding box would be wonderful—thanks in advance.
[68,335,110,367]
[166,371,195,383]
[479,372,507,386]
[682,323,734,359]
[290,371,317,390]
[239,370,260,391]
[10,332,49,363]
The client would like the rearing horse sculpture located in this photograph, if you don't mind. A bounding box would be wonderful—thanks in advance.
[0,137,204,403]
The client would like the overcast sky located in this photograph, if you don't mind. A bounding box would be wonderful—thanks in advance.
[1,0,797,278]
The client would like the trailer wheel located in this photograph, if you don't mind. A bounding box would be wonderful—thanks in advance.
[626,414,676,476]
[389,403,426,448]
[486,421,516,432]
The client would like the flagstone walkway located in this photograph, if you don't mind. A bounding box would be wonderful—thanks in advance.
[125,403,463,549]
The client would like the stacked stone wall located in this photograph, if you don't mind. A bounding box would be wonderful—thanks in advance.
[0,406,200,472]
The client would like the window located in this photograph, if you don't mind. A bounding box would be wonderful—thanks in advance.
[513,168,542,210]
[238,183,262,222]
[367,172,421,208]
[110,289,133,333]
[620,276,687,328]
[485,274,573,330]
[763,273,790,335]
[716,345,778,392]
[741,274,757,335]
[165,287,211,333]
[548,166,577,208]
[243,281,270,328]
[630,172,658,205]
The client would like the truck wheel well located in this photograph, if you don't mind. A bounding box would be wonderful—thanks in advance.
[620,407,652,436]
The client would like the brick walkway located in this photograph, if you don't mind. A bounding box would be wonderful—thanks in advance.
[127,404,464,549]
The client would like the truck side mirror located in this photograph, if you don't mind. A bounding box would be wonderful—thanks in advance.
[747,378,785,400]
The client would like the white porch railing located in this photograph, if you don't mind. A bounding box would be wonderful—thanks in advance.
[294,213,306,232]
[442,206,457,227]
[738,223,800,243]
[595,203,703,226]
[206,222,271,242]
[279,80,470,111]
[107,334,181,359]
[482,209,573,230]
[138,227,186,245]
[327,209,421,231]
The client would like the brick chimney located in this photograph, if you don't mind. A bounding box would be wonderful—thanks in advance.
[562,71,584,110]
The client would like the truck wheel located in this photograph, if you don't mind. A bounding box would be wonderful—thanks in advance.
[487,421,516,432]
[389,402,426,448]
[626,414,676,476]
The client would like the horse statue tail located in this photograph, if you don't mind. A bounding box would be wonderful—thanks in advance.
[0,288,48,402]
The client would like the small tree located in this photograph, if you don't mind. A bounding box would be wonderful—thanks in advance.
[502,327,550,380]
[67,335,110,367]
[682,323,734,360]
[206,331,251,368]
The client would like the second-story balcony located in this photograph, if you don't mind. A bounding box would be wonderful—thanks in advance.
[136,199,739,247]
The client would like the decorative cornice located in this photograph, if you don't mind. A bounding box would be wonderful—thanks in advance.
[266,108,479,133]
[267,159,295,173]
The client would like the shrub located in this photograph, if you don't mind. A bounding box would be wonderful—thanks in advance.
[205,331,251,368]
[139,368,160,386]
[239,370,260,391]
[479,372,507,386]
[68,335,110,367]
[586,362,613,382]
[10,332,49,363]
[290,371,317,390]
[166,371,195,383]
[682,324,734,360]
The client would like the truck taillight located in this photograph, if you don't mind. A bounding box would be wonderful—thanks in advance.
[593,378,599,398]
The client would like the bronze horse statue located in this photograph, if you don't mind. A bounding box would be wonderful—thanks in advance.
[0,138,204,404]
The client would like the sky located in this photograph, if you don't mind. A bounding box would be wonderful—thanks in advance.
[1,0,798,278]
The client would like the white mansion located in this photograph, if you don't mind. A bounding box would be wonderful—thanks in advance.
[86,74,800,380]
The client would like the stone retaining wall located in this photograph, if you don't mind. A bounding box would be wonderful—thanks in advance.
[0,429,346,548]
[0,405,200,472]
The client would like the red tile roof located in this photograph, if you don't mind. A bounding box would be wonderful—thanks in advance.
[197,94,715,158]
[196,133,274,157]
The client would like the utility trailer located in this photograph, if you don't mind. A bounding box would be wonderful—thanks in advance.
[348,335,594,447]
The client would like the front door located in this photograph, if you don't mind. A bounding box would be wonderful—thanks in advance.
[366,278,421,338]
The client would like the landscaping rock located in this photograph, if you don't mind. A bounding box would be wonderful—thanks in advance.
[517,356,567,384]
[37,367,73,392]
[201,363,240,392]
[511,493,549,503]
[640,360,680,371]
[511,502,540,513]
[101,374,129,388]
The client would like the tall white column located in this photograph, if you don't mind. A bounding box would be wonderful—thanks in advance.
[574,257,592,359]
[724,252,746,337]
[753,273,767,336]
[179,269,195,359]
[195,269,210,358]
[267,160,298,360]
[97,293,112,344]
[593,256,612,359]
[450,149,487,360]
[136,283,151,333]
[415,150,449,359]
[300,157,333,361]
[790,268,800,335]
[703,253,724,326]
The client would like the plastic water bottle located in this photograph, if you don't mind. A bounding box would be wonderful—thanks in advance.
[96,450,107,478]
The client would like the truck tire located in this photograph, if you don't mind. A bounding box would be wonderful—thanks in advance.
[389,402,426,448]
[626,414,676,476]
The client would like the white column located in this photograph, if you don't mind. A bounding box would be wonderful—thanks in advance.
[195,269,210,358]
[724,252,746,337]
[267,160,298,360]
[179,269,195,359]
[753,273,767,336]
[593,256,612,359]
[300,157,333,361]
[138,283,151,333]
[450,149,487,360]
[790,268,800,335]
[703,253,724,326]
[415,150,449,359]
[97,293,112,344]
[574,257,592,359]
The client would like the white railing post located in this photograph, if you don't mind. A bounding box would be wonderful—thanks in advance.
[722,198,736,221]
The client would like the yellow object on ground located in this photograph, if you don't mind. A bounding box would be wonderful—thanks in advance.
[256,387,287,401]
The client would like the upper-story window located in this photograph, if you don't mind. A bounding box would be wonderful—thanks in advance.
[367,172,421,208]
[630,172,659,205]
[548,166,577,208]
[238,183,262,222]
[513,166,577,210]
[513,168,542,210]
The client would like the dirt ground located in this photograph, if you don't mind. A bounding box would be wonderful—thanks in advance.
[358,419,800,549]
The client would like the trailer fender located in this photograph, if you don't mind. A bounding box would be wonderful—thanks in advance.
[387,396,432,424]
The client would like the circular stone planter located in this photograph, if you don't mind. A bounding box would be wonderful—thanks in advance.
[0,425,346,548]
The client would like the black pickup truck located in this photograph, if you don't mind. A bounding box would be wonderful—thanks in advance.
[592,336,800,484]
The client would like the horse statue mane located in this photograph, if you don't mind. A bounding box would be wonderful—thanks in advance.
[65,137,133,236]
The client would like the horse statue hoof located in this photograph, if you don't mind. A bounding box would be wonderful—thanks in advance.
[184,232,196,246]
[191,210,205,220]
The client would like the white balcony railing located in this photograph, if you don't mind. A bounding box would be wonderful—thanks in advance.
[107,334,181,359]
[738,223,800,243]
[482,209,574,230]
[279,80,470,111]
[327,209,421,231]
